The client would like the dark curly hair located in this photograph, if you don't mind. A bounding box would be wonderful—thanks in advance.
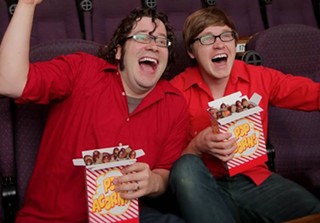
[97,7,176,77]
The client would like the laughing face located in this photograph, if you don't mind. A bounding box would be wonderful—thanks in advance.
[189,25,237,82]
[116,17,169,98]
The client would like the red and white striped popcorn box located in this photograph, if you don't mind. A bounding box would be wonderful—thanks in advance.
[208,92,268,176]
[73,146,145,223]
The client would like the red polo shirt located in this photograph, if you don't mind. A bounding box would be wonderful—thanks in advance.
[170,60,320,185]
[15,52,189,222]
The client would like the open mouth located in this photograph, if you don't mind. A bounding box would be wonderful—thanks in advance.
[211,54,228,63]
[139,57,158,72]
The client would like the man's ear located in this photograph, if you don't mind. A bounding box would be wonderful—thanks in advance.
[187,50,195,59]
[115,45,121,60]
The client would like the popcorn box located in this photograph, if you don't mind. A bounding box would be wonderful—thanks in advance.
[208,91,267,176]
[73,145,145,223]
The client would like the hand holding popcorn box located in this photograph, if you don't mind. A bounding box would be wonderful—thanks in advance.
[73,145,144,223]
[208,91,268,176]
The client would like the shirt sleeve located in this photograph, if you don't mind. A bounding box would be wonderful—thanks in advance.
[266,67,320,111]
[16,53,86,104]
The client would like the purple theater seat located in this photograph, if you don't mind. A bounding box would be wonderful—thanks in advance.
[156,0,203,77]
[13,39,101,210]
[246,24,320,79]
[86,0,141,44]
[78,0,93,40]
[0,97,16,223]
[0,0,10,41]
[31,0,83,46]
[246,24,320,198]
[213,0,266,38]
[265,0,319,28]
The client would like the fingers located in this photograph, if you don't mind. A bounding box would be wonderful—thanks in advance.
[112,163,149,199]
[206,135,237,161]
[214,150,235,162]
[121,162,148,175]
[113,180,145,200]
[211,131,233,141]
[114,180,141,192]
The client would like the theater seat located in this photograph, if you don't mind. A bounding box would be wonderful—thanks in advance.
[84,0,141,44]
[246,24,320,198]
[204,0,266,62]
[213,0,266,39]
[0,97,16,223]
[264,0,319,28]
[156,0,203,77]
[30,0,83,46]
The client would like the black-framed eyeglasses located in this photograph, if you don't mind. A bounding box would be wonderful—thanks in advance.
[193,31,237,45]
[126,33,172,48]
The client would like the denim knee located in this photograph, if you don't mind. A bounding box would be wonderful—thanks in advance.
[170,154,209,192]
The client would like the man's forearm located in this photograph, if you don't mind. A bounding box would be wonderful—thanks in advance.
[148,169,170,197]
[0,1,38,97]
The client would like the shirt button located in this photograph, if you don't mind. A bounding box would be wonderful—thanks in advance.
[122,92,126,96]
[194,131,198,135]
[126,118,130,122]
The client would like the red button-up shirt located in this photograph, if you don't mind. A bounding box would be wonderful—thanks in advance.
[15,52,189,222]
[170,60,320,185]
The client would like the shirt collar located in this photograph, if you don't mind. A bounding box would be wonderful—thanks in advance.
[183,66,205,91]
[102,61,118,72]
[102,61,180,103]
[230,60,250,84]
[183,60,251,89]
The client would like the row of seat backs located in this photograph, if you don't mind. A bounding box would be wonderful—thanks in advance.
[1,0,320,43]
[1,0,320,75]
[83,0,320,40]
[80,0,320,74]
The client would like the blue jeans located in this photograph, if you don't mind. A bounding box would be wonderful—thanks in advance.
[169,154,320,223]
[140,206,185,223]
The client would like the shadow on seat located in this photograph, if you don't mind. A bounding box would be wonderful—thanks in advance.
[246,24,320,198]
